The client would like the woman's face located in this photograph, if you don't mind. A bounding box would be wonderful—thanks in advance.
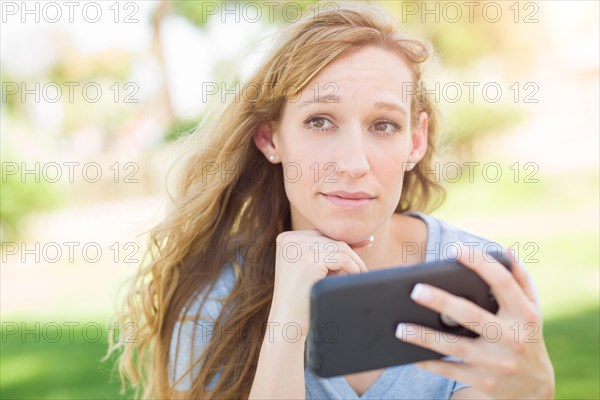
[256,46,428,244]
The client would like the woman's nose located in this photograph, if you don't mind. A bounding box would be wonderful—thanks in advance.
[334,126,370,178]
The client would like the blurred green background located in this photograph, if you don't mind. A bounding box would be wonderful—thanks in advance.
[1,1,598,399]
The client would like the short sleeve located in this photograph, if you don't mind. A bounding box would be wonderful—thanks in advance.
[168,262,237,392]
[443,355,472,394]
[452,379,471,394]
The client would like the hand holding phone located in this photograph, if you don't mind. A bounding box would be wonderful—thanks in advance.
[306,247,512,377]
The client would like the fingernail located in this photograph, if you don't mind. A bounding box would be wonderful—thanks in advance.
[411,283,428,301]
[395,323,405,339]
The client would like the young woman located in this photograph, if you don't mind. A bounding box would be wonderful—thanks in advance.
[108,1,555,399]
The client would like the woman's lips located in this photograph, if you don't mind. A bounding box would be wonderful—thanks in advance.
[320,193,375,210]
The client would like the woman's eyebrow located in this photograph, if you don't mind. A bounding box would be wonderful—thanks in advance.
[299,94,341,108]
[299,96,407,116]
[373,101,408,115]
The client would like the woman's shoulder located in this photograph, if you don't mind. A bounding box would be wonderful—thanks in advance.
[169,257,240,391]
[181,256,240,320]
[403,211,504,261]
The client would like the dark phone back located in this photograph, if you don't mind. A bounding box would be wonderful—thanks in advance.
[306,249,512,377]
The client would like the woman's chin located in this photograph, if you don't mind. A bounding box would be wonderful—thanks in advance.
[316,226,371,246]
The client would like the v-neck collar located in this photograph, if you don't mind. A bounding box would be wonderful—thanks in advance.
[335,366,399,399]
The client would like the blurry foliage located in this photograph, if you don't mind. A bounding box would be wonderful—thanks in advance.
[441,102,526,156]
[383,0,536,69]
[164,119,200,142]
[379,0,537,151]
[172,0,319,27]
[0,165,65,242]
[431,21,491,67]
[1,73,20,117]
[162,57,246,143]
[50,48,132,84]
[437,166,599,218]
[47,46,135,137]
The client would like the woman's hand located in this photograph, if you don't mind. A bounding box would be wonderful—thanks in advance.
[268,230,370,338]
[395,244,555,399]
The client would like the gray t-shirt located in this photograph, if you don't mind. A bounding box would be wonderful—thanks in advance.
[169,211,507,398]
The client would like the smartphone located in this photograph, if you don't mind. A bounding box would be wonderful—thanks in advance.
[306,247,512,378]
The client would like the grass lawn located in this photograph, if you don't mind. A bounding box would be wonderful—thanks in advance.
[544,306,600,399]
[1,306,598,399]
[1,321,131,399]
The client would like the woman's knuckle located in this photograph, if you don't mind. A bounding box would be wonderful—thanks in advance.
[498,358,517,374]
[340,254,355,271]
[452,340,468,359]
[430,290,445,307]
[509,338,528,355]
[481,376,497,391]
[522,305,540,323]
[496,272,513,290]
[475,309,491,324]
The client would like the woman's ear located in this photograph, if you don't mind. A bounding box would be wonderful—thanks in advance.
[408,111,429,164]
[253,121,280,163]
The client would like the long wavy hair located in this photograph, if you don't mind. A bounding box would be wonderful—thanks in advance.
[106,1,447,399]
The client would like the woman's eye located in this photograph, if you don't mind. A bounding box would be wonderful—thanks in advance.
[373,121,403,135]
[303,115,335,133]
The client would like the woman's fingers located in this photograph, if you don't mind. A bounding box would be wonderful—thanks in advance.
[309,229,369,273]
[395,323,497,370]
[339,242,369,273]
[507,247,540,308]
[456,244,531,315]
[323,252,362,275]
[407,283,500,337]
